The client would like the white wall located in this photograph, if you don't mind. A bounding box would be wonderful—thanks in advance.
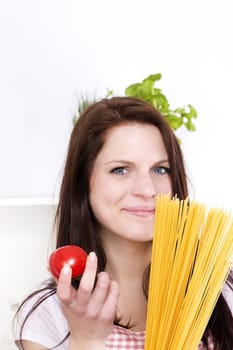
[0,0,233,348]
[0,0,233,207]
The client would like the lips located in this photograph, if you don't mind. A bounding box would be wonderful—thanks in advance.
[122,206,155,217]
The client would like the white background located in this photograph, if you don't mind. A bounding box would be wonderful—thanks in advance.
[0,0,233,208]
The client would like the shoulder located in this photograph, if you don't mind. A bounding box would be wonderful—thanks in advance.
[15,288,68,349]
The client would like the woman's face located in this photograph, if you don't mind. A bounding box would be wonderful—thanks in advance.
[89,123,172,243]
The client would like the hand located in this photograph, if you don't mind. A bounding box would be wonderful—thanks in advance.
[56,252,119,349]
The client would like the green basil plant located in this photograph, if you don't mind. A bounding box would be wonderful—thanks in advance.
[73,73,197,134]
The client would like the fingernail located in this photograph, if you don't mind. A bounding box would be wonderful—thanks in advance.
[62,263,71,275]
[89,251,96,262]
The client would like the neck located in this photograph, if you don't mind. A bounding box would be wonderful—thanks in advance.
[100,233,151,331]
[101,233,152,283]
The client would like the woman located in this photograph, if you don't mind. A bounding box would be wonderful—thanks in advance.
[15,97,233,350]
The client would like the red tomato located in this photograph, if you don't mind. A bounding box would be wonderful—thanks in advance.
[49,245,87,279]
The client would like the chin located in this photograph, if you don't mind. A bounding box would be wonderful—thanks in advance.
[127,231,153,243]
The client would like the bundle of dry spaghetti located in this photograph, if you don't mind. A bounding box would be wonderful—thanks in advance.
[144,195,233,350]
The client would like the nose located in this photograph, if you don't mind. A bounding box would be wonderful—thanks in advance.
[131,173,156,198]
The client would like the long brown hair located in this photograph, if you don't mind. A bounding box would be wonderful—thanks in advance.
[16,97,233,349]
[55,96,188,270]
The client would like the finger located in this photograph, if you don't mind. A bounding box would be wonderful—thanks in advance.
[87,272,111,315]
[77,252,98,304]
[57,264,76,305]
[100,280,119,321]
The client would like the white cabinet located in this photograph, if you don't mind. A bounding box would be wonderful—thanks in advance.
[0,200,56,349]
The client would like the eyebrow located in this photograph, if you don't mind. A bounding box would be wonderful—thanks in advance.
[104,159,170,166]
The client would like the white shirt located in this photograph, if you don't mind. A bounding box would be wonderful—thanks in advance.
[15,285,232,349]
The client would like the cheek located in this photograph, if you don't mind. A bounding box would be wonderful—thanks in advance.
[164,179,173,193]
[90,171,126,202]
[89,191,116,229]
[89,176,116,213]
[155,176,172,194]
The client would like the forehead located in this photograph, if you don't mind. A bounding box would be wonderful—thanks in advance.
[97,122,168,160]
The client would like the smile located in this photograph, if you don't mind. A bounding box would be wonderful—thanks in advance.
[122,207,155,217]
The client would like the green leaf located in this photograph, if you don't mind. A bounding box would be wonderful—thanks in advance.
[106,89,114,97]
[153,93,169,111]
[141,78,155,92]
[184,119,196,131]
[125,83,143,97]
[187,104,198,118]
[165,114,184,130]
[145,73,162,82]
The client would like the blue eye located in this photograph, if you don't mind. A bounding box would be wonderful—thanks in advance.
[110,167,128,175]
[153,166,170,175]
